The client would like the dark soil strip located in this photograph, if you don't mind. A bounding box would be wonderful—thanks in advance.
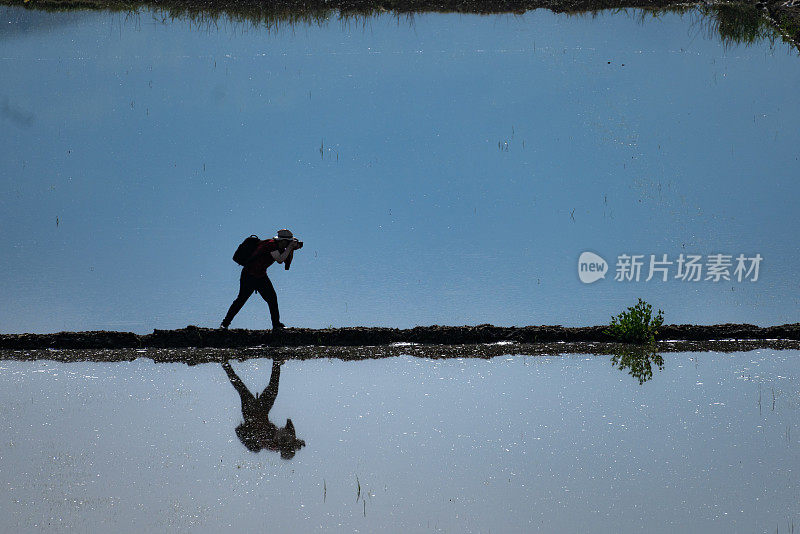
[1,323,799,351]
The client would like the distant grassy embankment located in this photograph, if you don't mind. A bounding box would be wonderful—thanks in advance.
[2,0,799,50]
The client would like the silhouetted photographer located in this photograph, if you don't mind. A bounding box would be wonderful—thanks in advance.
[221,228,303,330]
[222,359,305,459]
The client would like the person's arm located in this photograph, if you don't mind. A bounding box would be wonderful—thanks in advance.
[270,242,295,264]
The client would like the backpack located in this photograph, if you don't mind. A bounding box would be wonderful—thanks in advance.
[233,235,261,266]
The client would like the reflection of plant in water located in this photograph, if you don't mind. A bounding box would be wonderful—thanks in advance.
[9,0,800,52]
[606,298,663,345]
[581,6,791,50]
[610,344,664,385]
[6,0,401,33]
[701,4,777,47]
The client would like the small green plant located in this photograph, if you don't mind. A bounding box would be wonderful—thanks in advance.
[605,298,664,344]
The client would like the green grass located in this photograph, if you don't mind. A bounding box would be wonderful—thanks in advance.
[605,298,663,345]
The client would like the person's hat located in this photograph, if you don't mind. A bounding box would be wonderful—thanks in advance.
[275,229,294,241]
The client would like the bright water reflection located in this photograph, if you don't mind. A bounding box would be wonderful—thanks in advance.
[0,350,798,532]
[1,7,799,333]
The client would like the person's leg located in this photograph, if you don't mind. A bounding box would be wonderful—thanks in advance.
[222,270,256,328]
[254,275,282,329]
[221,361,256,414]
[256,359,281,414]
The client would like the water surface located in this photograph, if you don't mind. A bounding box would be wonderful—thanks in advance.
[1,7,799,333]
[0,349,798,531]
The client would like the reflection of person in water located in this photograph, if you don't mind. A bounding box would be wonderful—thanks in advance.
[222,359,305,459]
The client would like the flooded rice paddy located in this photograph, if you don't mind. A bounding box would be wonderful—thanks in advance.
[0,349,798,532]
[1,6,800,333]
[3,4,800,532]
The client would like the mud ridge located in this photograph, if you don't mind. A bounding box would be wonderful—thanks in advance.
[1,323,799,351]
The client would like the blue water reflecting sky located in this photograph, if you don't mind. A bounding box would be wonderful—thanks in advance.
[0,350,798,531]
[1,7,798,333]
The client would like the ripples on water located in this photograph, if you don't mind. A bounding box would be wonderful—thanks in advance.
[0,350,798,531]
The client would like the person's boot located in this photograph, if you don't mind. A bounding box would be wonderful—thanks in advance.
[220,321,230,330]
[272,322,286,331]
